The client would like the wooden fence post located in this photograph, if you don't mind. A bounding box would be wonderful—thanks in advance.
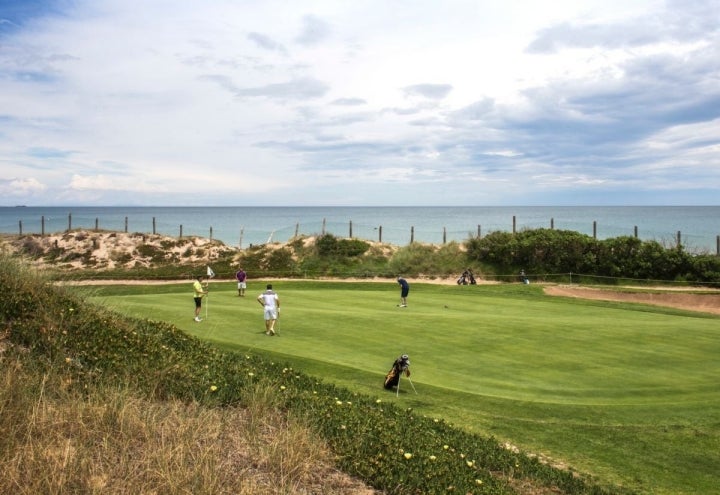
[124,216,128,233]
[349,220,353,238]
[68,213,72,232]
[477,224,481,238]
[95,218,99,231]
[512,215,516,234]
[634,226,638,238]
[18,220,22,236]
[322,218,326,235]
[41,215,45,236]
[410,226,414,243]
[550,218,554,229]
[210,227,213,241]
[676,231,681,249]
[443,227,446,244]
[593,221,597,239]
[152,217,156,235]
[179,225,183,238]
[379,226,382,243]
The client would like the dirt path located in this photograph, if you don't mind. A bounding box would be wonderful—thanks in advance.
[544,285,720,315]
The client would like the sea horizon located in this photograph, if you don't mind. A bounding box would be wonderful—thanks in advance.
[2,205,719,254]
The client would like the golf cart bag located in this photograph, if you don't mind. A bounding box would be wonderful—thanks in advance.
[384,354,411,389]
[457,270,477,285]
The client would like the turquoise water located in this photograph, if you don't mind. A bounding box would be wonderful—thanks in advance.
[1,206,718,253]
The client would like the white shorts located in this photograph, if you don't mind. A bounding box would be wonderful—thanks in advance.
[237,282,246,289]
[264,307,278,320]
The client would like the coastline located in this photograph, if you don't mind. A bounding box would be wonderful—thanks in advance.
[3,205,719,253]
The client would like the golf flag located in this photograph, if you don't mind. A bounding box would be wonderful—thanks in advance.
[207,266,215,278]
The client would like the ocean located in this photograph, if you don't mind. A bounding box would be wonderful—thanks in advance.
[1,206,719,254]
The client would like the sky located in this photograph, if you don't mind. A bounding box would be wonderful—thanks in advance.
[0,0,719,206]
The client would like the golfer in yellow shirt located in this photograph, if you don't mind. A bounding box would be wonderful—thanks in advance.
[193,275,208,322]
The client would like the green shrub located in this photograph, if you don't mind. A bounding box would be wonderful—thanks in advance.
[315,234,370,257]
[689,255,720,283]
[465,229,718,285]
[135,243,165,262]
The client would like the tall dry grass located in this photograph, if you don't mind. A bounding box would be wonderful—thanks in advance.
[0,348,377,494]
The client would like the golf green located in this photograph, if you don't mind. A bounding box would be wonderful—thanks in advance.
[88,280,720,494]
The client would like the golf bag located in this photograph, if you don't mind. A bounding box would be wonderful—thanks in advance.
[384,354,411,389]
[456,270,477,285]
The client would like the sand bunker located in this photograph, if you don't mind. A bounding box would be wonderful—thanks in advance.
[544,285,720,315]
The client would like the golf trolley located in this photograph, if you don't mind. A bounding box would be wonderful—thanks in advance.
[383,354,417,396]
[456,269,477,285]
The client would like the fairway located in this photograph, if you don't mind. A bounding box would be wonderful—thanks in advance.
[87,280,720,494]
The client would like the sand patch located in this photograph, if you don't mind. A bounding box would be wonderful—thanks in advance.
[1,231,235,270]
[544,285,720,315]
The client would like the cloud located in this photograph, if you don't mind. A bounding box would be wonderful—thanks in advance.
[403,84,453,100]
[69,175,167,193]
[331,97,367,106]
[527,1,720,53]
[235,77,329,99]
[295,14,331,45]
[27,147,75,159]
[247,32,288,54]
[0,177,47,196]
[526,21,659,53]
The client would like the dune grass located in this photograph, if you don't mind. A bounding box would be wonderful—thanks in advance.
[0,352,375,495]
[85,280,720,494]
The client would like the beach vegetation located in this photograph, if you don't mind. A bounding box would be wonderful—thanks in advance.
[466,229,720,285]
[3,228,720,285]
[315,233,371,257]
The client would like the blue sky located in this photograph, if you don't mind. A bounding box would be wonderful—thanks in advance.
[1,0,719,206]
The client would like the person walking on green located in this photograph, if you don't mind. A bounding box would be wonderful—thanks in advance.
[193,275,208,322]
[257,284,280,335]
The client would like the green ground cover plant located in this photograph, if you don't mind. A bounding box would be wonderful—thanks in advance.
[88,279,720,495]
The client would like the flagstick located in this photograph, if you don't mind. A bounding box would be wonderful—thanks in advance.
[205,279,210,320]
[205,266,214,320]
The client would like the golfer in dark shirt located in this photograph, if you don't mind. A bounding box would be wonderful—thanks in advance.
[397,277,409,307]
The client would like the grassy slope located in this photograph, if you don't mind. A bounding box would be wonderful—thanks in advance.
[85,281,720,495]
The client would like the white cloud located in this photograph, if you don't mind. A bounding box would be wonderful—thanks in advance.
[295,14,332,45]
[69,174,167,193]
[0,177,47,197]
